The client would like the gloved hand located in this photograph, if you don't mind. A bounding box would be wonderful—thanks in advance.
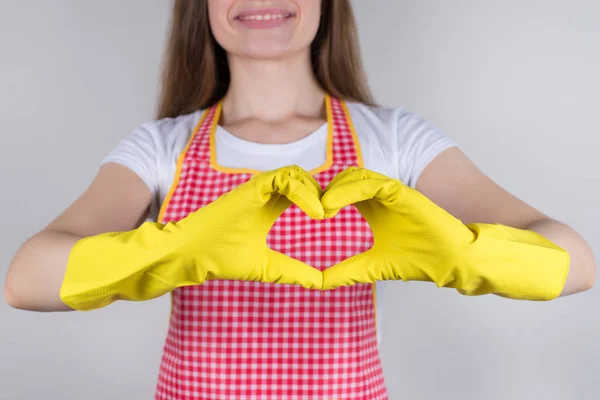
[60,166,325,311]
[320,167,570,300]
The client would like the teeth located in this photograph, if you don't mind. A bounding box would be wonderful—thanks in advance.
[240,14,287,21]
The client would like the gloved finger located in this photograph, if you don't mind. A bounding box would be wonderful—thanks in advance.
[322,168,369,218]
[238,166,324,220]
[271,167,324,220]
[271,165,323,197]
[335,168,428,209]
[288,165,323,198]
[322,177,400,218]
[321,250,386,290]
[265,249,323,289]
[323,168,401,218]
[328,168,392,189]
[324,166,361,192]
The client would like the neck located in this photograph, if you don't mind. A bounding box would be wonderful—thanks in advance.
[221,50,326,124]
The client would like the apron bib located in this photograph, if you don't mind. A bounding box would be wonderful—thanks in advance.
[154,95,388,399]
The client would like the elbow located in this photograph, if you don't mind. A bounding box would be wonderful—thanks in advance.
[4,245,32,310]
[4,273,68,312]
[4,263,72,313]
[4,273,24,310]
[4,263,37,311]
[4,251,30,310]
[4,269,71,312]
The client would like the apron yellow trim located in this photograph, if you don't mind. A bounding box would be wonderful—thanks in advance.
[157,108,211,224]
[208,94,335,176]
[340,100,365,168]
[309,92,335,174]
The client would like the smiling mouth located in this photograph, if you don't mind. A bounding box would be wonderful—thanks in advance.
[234,9,297,22]
[236,13,294,21]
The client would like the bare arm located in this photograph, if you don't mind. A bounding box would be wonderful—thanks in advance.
[416,147,596,297]
[4,163,153,311]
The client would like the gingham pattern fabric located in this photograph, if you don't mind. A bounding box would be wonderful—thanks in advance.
[155,97,388,400]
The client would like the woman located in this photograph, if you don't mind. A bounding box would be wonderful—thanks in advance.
[5,0,595,399]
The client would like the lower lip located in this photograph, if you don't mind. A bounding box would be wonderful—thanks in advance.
[235,15,295,29]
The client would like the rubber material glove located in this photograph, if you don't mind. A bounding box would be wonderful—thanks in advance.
[321,167,570,300]
[60,166,325,311]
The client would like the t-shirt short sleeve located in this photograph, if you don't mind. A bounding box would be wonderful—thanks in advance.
[98,111,202,222]
[396,112,458,189]
[99,121,170,222]
[100,124,160,196]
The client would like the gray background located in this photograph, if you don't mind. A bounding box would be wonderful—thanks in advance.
[1,1,598,399]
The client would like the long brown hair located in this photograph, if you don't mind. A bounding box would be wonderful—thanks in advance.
[156,0,374,119]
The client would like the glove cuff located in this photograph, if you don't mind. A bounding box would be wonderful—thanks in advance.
[459,223,570,300]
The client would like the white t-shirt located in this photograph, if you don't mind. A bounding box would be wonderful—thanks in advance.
[100,101,457,343]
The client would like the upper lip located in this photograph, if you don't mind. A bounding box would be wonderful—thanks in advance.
[234,8,296,19]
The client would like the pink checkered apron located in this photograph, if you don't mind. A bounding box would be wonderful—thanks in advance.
[155,95,388,399]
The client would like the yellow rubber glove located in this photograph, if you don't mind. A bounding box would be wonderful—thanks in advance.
[321,167,570,300]
[60,166,325,311]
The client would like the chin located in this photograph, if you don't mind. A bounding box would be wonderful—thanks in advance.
[236,43,302,61]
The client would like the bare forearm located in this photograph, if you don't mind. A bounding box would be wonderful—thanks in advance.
[526,218,596,296]
[5,230,81,311]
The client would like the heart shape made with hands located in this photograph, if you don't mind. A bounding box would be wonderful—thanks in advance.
[252,165,474,291]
